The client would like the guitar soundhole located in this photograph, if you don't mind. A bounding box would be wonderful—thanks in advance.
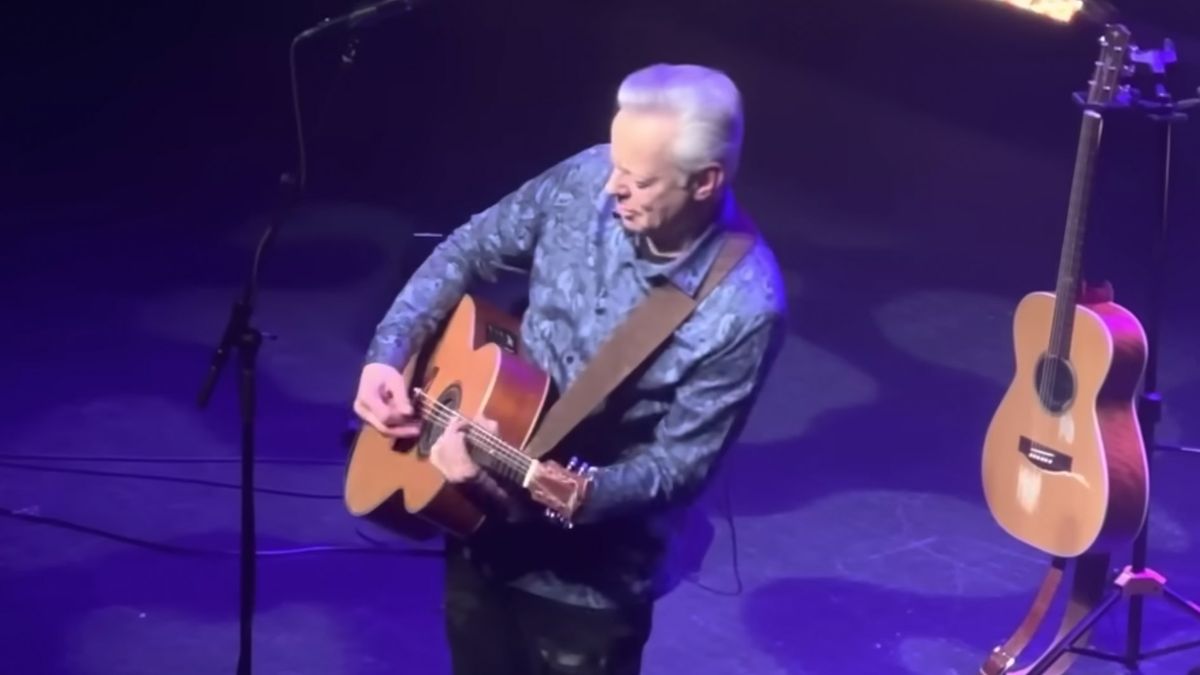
[1034,354,1076,414]
[415,384,462,459]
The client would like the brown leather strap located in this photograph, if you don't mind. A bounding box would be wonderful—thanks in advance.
[523,231,755,460]
[1011,552,1109,675]
[981,558,1068,675]
[979,553,1109,675]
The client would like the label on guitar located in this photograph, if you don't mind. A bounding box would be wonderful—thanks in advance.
[1018,436,1073,473]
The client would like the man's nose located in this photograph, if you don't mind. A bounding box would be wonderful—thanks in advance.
[603,173,627,197]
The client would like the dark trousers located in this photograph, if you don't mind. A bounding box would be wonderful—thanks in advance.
[443,549,653,675]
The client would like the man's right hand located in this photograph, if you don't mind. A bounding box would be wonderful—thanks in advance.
[354,363,422,439]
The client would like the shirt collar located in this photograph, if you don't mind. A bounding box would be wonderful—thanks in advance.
[631,192,748,298]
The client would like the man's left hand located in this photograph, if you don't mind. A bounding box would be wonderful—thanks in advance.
[430,416,496,483]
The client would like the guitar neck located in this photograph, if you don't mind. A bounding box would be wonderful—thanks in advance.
[407,388,589,526]
[465,426,536,486]
[411,388,537,486]
[1049,109,1105,359]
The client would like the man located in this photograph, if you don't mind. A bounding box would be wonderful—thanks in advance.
[354,63,786,675]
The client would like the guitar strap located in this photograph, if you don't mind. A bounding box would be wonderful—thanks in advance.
[979,553,1109,675]
[521,229,755,460]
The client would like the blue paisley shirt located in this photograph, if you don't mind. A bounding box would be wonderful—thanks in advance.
[366,143,786,609]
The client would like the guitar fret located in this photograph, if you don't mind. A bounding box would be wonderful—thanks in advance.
[1047,108,1104,360]
[465,428,530,483]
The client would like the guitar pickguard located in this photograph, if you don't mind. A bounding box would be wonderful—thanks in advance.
[1058,414,1076,444]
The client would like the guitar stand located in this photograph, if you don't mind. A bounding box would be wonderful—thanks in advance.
[1008,558,1200,675]
[981,554,1110,675]
[982,35,1200,675]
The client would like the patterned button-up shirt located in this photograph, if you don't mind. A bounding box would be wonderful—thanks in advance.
[366,143,787,609]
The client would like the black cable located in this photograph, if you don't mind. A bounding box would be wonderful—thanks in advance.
[0,461,339,500]
[0,505,443,558]
[0,454,745,593]
[683,475,744,597]
[722,474,744,594]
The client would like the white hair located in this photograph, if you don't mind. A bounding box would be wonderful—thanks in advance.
[616,63,745,182]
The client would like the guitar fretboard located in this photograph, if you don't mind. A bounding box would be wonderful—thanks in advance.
[411,389,534,485]
[1048,110,1104,359]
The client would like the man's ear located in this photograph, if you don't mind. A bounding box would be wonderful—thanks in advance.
[690,164,725,201]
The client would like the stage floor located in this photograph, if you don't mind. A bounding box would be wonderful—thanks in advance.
[2,189,1198,675]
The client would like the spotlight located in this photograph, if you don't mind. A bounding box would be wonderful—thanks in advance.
[989,0,1083,23]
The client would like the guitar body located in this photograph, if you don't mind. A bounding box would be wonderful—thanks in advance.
[982,290,1149,557]
[343,294,553,539]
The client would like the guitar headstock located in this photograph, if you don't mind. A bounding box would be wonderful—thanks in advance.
[528,457,593,528]
[1083,24,1133,108]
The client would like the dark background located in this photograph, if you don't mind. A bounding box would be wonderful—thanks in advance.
[4,0,1198,238]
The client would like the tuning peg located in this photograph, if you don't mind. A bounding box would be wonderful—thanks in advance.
[541,507,575,528]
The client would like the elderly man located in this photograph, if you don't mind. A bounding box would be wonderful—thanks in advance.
[354,63,786,675]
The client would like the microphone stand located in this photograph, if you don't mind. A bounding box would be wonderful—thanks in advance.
[194,2,427,673]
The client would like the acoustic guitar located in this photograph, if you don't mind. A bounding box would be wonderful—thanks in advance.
[343,293,592,539]
[981,24,1149,559]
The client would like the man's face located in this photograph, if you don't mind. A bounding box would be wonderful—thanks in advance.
[604,108,692,236]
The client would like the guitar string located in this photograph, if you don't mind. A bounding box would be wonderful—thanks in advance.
[411,390,527,466]
[412,405,528,483]
[1042,317,1053,409]
[409,391,534,478]
[414,390,590,490]
[1047,286,1066,407]
[414,404,529,483]
[1045,226,1076,409]
[1044,105,1104,411]
[1045,276,1063,408]
[1038,44,1121,416]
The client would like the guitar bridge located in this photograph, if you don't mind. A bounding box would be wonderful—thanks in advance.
[1018,436,1073,473]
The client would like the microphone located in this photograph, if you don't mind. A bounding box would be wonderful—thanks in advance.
[297,0,429,41]
[346,0,423,30]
